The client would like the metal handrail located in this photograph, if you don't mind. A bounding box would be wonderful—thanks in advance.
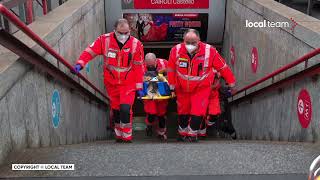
[0,4,109,101]
[233,48,320,97]
[0,0,29,9]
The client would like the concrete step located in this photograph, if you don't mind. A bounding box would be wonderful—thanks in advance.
[0,140,319,178]
[2,174,307,180]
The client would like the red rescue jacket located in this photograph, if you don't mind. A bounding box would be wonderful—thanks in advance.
[167,42,235,92]
[77,32,144,89]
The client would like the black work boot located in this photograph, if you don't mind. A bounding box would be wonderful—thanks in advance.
[188,136,199,143]
[115,139,123,143]
[177,135,187,142]
[122,140,132,143]
[230,132,237,140]
[145,125,153,137]
[198,136,207,140]
[207,115,220,127]
[158,134,167,142]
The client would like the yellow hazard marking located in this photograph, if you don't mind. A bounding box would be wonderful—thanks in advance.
[141,96,171,100]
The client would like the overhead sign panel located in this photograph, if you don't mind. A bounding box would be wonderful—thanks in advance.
[123,13,208,42]
[122,0,209,9]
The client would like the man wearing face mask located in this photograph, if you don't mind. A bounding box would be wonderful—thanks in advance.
[143,53,169,141]
[73,19,144,143]
[167,29,236,142]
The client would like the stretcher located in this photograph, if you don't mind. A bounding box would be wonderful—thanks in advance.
[141,73,171,100]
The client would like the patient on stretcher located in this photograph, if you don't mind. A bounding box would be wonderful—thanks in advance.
[143,72,170,99]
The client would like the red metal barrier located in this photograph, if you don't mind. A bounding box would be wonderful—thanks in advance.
[0,4,109,101]
[234,48,320,96]
[42,0,48,15]
[25,0,33,24]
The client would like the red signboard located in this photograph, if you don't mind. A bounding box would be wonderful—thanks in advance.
[251,47,258,73]
[122,0,209,9]
[230,46,236,65]
[123,13,208,42]
[297,89,312,128]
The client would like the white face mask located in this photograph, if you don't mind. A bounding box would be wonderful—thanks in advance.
[116,34,129,44]
[185,44,197,54]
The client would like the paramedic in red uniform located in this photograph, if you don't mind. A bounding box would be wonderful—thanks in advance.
[167,29,236,142]
[198,72,222,137]
[73,19,144,143]
[199,73,237,139]
[143,53,168,141]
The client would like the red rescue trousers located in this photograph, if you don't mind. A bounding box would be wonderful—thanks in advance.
[176,86,211,137]
[144,100,168,135]
[105,81,136,141]
[198,88,221,137]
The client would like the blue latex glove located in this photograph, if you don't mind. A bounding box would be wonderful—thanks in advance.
[226,88,232,98]
[72,64,83,74]
[137,90,144,99]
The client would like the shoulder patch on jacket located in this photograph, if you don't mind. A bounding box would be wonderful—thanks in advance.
[179,62,188,68]
[178,57,188,61]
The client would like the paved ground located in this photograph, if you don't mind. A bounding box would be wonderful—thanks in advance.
[0,174,308,180]
[0,139,318,178]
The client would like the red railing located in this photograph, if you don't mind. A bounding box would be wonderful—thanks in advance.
[0,4,109,100]
[42,0,48,15]
[1,0,49,25]
[233,48,320,97]
[25,0,33,24]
